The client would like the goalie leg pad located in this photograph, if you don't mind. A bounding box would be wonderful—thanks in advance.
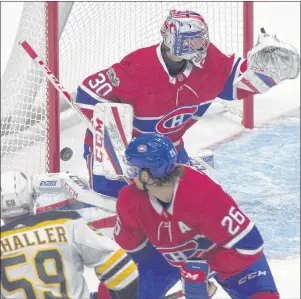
[87,152,128,198]
[93,103,133,178]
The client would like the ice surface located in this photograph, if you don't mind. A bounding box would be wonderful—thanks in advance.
[215,112,300,259]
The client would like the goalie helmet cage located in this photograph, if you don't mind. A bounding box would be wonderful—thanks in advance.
[1,2,254,177]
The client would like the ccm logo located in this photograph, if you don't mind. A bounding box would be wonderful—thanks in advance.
[94,118,104,163]
[40,180,57,187]
[181,269,205,282]
[64,182,78,199]
[69,175,89,190]
[238,271,267,285]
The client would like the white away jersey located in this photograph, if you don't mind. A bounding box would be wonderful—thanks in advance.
[1,210,137,299]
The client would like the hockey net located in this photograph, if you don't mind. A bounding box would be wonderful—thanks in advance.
[1,2,253,177]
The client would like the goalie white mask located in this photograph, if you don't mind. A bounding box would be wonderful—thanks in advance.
[1,171,35,220]
[160,9,210,68]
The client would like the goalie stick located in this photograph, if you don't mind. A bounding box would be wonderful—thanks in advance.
[19,41,93,132]
[19,40,131,183]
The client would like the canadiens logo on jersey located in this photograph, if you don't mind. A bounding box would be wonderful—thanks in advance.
[156,105,199,135]
[156,234,214,267]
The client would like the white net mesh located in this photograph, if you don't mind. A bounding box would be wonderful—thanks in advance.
[1,2,246,177]
[1,3,49,176]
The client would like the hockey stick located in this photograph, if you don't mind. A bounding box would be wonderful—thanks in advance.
[19,41,94,132]
[19,40,131,184]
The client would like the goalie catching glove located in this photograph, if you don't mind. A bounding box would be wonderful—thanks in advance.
[235,31,300,93]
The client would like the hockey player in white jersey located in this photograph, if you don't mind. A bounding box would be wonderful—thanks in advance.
[0,170,138,299]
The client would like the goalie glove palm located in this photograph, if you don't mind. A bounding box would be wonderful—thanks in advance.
[250,33,299,80]
[235,33,300,93]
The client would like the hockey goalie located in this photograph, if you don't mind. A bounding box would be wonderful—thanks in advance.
[75,9,300,201]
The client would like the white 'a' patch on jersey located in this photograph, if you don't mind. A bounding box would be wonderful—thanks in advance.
[178,221,192,234]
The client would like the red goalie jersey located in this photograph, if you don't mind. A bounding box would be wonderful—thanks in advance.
[114,166,264,280]
[76,42,253,152]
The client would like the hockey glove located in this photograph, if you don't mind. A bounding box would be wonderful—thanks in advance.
[181,260,216,299]
[234,31,300,94]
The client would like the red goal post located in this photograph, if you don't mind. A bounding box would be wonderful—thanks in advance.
[1,2,254,177]
[243,2,254,129]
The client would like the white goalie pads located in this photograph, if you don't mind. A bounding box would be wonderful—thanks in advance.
[92,103,133,181]
[32,172,117,213]
[234,33,300,93]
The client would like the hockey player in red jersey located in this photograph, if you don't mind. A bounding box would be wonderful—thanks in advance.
[76,9,299,198]
[113,133,279,299]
